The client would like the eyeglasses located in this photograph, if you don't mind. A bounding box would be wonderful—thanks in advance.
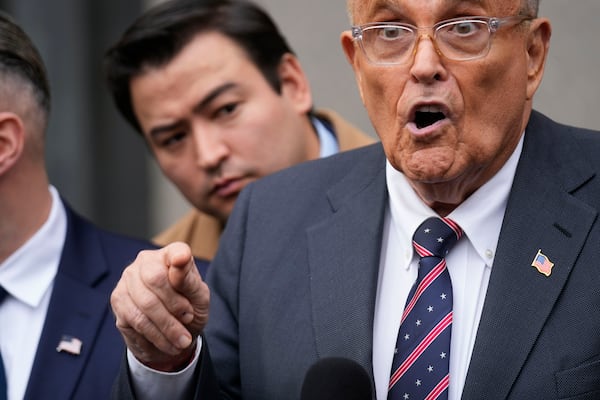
[351,15,532,65]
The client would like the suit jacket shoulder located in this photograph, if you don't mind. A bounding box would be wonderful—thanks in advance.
[204,143,387,399]
[462,110,600,399]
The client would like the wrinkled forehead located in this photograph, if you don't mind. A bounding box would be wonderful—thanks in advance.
[347,0,522,24]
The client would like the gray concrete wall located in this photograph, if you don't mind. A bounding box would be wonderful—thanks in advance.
[535,1,600,130]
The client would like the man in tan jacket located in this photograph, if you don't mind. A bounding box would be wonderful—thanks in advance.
[104,0,374,260]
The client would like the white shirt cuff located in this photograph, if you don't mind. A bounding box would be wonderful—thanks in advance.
[127,337,202,400]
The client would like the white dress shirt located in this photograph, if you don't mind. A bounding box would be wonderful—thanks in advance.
[313,116,339,158]
[0,186,66,400]
[374,136,523,400]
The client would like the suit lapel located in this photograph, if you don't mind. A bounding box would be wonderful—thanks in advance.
[306,145,388,378]
[462,112,598,399]
[24,206,111,400]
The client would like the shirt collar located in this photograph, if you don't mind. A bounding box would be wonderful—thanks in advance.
[387,135,524,269]
[312,116,339,158]
[0,186,67,307]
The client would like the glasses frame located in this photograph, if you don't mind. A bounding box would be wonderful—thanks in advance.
[351,15,533,65]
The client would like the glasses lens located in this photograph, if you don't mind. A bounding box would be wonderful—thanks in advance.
[435,20,491,60]
[361,25,415,64]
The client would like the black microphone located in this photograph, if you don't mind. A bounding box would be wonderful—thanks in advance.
[300,357,373,400]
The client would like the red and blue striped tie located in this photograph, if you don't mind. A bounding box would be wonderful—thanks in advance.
[388,217,462,400]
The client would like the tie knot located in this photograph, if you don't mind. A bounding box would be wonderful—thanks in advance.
[412,217,463,259]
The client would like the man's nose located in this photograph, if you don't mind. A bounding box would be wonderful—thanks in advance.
[409,34,447,83]
[193,127,229,171]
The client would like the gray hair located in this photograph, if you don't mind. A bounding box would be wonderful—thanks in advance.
[523,0,540,17]
[346,0,540,24]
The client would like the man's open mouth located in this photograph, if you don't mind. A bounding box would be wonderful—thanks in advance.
[413,105,448,129]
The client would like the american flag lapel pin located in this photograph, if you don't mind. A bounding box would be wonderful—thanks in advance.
[56,335,82,355]
[531,249,555,277]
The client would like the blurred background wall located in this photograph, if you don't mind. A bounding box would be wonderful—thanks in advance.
[1,0,598,239]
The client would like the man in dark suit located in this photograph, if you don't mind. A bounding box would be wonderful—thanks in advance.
[0,11,208,400]
[110,0,600,399]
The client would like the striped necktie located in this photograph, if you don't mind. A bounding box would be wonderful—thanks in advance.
[0,286,8,400]
[388,217,463,400]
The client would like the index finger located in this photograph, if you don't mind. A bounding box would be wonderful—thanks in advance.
[164,241,198,293]
[164,242,209,336]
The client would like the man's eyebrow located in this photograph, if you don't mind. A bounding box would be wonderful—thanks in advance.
[149,120,185,139]
[148,82,238,139]
[193,82,237,114]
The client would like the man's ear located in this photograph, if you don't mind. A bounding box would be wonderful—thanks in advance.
[340,30,366,105]
[278,53,313,114]
[525,17,552,100]
[0,112,25,176]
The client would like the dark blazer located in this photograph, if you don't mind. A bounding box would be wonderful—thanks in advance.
[115,110,600,399]
[23,202,209,400]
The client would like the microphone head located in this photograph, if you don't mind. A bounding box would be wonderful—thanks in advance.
[300,357,373,400]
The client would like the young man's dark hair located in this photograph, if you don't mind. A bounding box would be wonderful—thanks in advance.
[0,11,50,118]
[105,0,294,134]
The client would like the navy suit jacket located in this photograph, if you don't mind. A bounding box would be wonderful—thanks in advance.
[23,201,209,400]
[115,110,600,399]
